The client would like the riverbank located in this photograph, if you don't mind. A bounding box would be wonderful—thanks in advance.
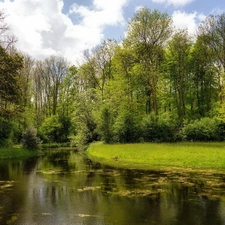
[87,142,225,171]
[0,146,41,159]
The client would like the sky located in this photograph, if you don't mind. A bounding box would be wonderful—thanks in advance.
[0,0,224,64]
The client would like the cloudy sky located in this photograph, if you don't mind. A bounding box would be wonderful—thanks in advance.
[0,0,224,64]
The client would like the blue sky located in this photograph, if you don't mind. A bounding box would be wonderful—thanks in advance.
[0,0,224,64]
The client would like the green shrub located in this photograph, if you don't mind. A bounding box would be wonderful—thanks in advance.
[141,114,177,142]
[98,107,114,143]
[181,117,221,141]
[113,112,140,143]
[21,126,41,150]
[71,113,98,150]
[0,118,13,146]
[39,115,72,143]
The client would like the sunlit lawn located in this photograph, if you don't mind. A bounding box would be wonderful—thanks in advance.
[0,146,40,159]
[87,142,225,171]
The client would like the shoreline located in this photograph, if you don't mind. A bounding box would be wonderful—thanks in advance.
[86,142,225,172]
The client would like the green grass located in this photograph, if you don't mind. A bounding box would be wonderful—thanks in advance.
[0,146,40,159]
[87,142,225,171]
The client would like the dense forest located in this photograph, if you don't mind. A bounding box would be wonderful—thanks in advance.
[1,8,225,148]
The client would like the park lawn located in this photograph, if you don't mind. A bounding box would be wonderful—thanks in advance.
[87,142,225,171]
[0,146,40,159]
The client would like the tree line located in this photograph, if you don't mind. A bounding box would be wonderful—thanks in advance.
[1,8,225,148]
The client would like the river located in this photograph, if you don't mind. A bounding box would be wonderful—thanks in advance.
[1,149,225,225]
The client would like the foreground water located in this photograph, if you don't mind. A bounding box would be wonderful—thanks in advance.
[1,150,225,225]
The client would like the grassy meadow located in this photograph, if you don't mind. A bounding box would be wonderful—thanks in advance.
[0,146,40,159]
[87,142,225,171]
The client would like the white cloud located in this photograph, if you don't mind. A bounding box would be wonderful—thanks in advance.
[152,0,194,7]
[172,11,206,36]
[69,0,128,31]
[135,5,144,12]
[0,0,129,64]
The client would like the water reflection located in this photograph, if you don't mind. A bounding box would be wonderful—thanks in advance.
[0,150,225,224]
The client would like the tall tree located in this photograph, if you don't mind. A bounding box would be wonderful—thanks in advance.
[165,30,192,123]
[18,54,35,128]
[198,13,225,105]
[45,56,68,115]
[33,60,47,126]
[190,35,219,118]
[124,8,172,115]
[91,39,117,99]
[0,46,23,118]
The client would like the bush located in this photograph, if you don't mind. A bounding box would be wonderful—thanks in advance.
[113,112,140,143]
[21,126,41,150]
[39,115,72,143]
[181,117,222,141]
[71,112,98,150]
[98,107,114,143]
[0,118,13,146]
[141,114,177,142]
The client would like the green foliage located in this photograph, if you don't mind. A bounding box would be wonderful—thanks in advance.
[98,107,114,143]
[2,8,225,147]
[39,115,72,143]
[70,90,99,149]
[0,46,24,119]
[181,117,223,141]
[70,114,98,149]
[113,111,140,143]
[0,118,13,146]
[21,126,41,150]
[70,125,95,150]
[141,114,177,142]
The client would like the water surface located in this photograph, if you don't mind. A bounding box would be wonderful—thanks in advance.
[1,149,225,225]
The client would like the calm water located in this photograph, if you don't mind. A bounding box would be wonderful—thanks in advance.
[1,149,225,225]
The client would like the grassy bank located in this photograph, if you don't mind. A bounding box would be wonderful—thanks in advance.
[87,142,225,171]
[0,146,40,159]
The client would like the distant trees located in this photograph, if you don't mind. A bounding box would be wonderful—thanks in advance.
[69,8,225,144]
[1,7,225,147]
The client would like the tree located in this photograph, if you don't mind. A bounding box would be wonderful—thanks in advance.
[98,107,114,143]
[22,126,41,150]
[189,35,219,118]
[58,65,78,118]
[198,13,225,108]
[124,8,172,115]
[0,46,24,119]
[45,56,69,115]
[0,10,17,49]
[17,54,36,129]
[33,60,47,126]
[199,13,225,73]
[82,39,117,100]
[33,56,69,123]
[165,30,192,123]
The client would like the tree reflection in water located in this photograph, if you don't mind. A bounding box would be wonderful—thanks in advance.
[0,150,225,225]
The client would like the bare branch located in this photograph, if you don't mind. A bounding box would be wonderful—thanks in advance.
[0,9,17,49]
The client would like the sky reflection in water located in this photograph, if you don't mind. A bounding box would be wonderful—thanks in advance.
[0,149,225,225]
